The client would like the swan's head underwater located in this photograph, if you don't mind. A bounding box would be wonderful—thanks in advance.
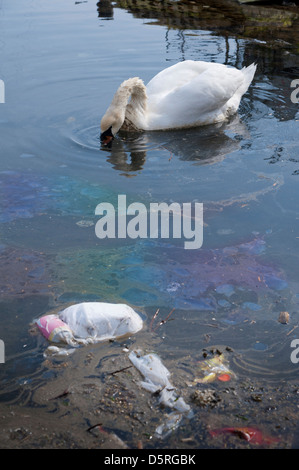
[100,106,127,147]
[100,125,114,148]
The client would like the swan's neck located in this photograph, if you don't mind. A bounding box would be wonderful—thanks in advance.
[101,78,147,135]
[115,78,147,131]
[110,79,134,108]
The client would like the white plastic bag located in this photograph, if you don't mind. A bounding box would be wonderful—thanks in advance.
[35,302,143,356]
[129,349,191,438]
[60,302,143,343]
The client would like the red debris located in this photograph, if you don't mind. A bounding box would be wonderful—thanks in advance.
[209,426,279,445]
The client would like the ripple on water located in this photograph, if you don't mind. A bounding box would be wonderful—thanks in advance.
[67,125,101,152]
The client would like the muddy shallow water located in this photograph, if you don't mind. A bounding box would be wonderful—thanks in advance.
[0,0,299,449]
[2,329,299,450]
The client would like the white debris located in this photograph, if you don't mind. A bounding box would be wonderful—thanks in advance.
[35,302,143,356]
[60,302,143,343]
[129,349,192,438]
[43,345,77,357]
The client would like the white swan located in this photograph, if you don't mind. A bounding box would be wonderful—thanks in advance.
[100,60,256,146]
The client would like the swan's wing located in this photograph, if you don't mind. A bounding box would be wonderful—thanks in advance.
[147,64,246,130]
[146,60,212,97]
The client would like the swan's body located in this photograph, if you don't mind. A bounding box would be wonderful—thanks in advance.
[100,60,256,145]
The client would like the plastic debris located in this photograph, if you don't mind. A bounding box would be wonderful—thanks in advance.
[43,345,77,357]
[193,354,236,384]
[35,302,143,355]
[129,349,192,438]
[209,426,279,445]
[129,350,190,412]
[35,314,76,346]
[60,302,143,342]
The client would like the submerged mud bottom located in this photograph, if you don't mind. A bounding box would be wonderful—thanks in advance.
[0,332,299,450]
[0,232,297,449]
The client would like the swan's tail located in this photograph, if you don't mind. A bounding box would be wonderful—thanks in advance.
[240,63,257,96]
[226,63,257,113]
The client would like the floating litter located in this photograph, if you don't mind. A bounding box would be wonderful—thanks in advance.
[35,302,143,356]
[129,349,192,438]
[217,373,231,382]
[35,314,75,345]
[193,354,236,384]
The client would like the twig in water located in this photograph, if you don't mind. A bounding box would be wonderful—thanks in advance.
[150,308,160,331]
[152,385,166,396]
[86,423,103,433]
[197,322,222,329]
[287,325,298,336]
[49,389,70,400]
[107,365,133,376]
[153,308,175,332]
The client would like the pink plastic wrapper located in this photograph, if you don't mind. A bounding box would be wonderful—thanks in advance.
[35,314,74,344]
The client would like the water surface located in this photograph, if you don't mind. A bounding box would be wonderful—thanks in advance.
[0,0,299,449]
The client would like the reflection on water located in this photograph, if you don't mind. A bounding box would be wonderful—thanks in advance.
[111,0,299,53]
[97,0,114,19]
[69,114,248,174]
[0,0,299,448]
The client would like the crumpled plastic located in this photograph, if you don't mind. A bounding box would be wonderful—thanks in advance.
[35,302,143,356]
[35,314,76,347]
[129,349,192,438]
[193,354,236,384]
[59,302,143,342]
[209,426,279,445]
